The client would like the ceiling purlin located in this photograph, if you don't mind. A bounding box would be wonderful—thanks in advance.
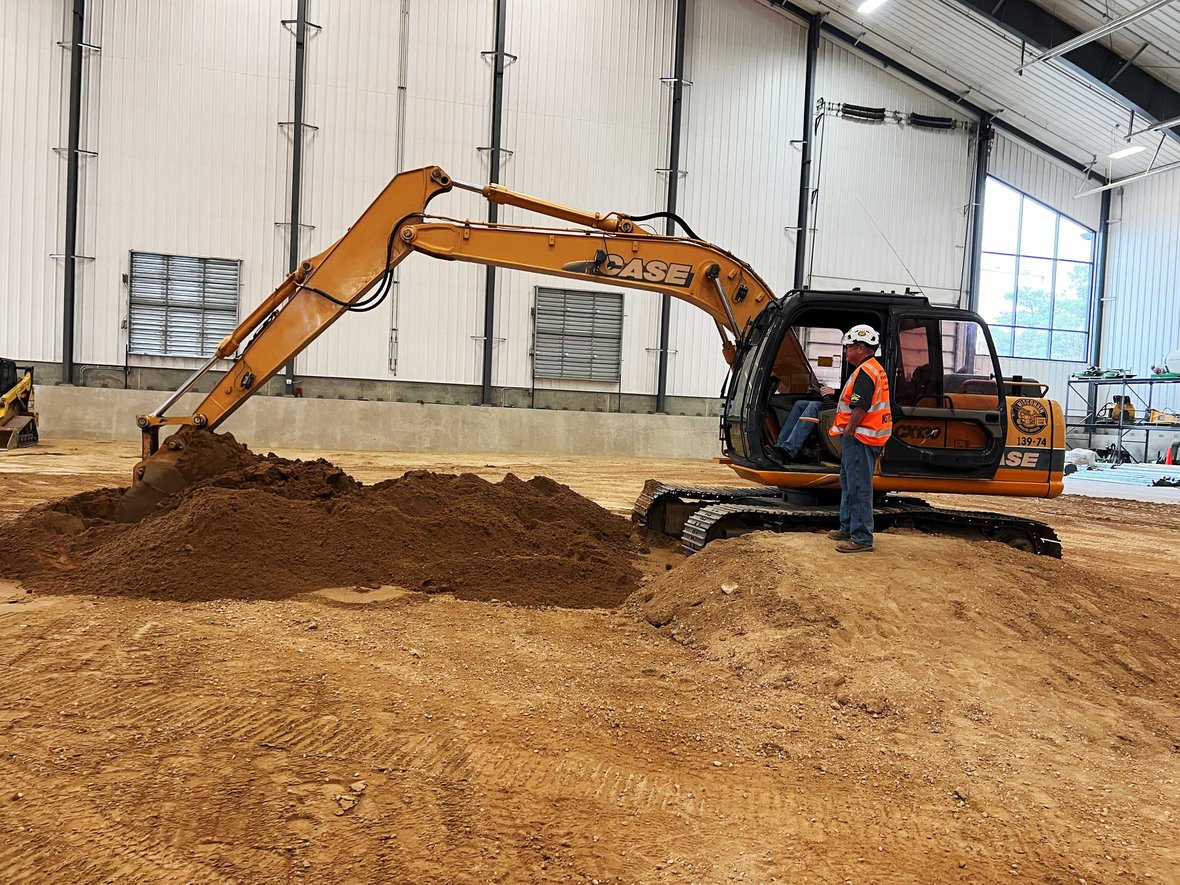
[953,0,1180,144]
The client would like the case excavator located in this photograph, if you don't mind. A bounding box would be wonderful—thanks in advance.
[0,360,39,450]
[117,165,1063,556]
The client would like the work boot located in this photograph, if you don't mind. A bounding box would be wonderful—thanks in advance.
[835,540,874,553]
[827,529,851,541]
[768,446,794,466]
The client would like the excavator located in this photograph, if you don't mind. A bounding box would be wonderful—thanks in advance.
[118,165,1064,556]
[0,359,39,450]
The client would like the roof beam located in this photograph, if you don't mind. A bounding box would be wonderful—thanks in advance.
[1013,0,1175,74]
[951,0,1180,144]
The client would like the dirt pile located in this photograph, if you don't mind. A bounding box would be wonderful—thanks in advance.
[627,531,1180,753]
[0,431,643,607]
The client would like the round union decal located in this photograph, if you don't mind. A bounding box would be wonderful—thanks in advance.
[1011,398,1049,435]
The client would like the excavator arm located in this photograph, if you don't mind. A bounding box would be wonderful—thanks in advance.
[120,165,780,519]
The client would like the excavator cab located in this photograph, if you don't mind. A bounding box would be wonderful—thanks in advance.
[721,290,1013,484]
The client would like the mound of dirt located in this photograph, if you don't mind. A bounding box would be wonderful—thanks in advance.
[627,531,1180,752]
[0,431,643,607]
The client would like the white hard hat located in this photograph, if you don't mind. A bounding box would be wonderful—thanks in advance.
[842,324,880,347]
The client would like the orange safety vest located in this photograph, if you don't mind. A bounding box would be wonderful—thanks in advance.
[829,357,892,446]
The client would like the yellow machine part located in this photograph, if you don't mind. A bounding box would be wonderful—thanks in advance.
[0,369,39,450]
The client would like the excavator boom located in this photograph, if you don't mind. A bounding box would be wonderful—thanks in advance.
[119,165,779,520]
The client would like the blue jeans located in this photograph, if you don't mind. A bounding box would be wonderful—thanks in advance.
[839,436,883,546]
[775,400,821,457]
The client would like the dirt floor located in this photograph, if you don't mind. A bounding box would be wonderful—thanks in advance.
[0,439,1178,883]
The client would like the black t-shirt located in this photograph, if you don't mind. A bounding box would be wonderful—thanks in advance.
[848,366,877,409]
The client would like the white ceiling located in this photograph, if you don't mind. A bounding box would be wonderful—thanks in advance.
[779,0,1180,182]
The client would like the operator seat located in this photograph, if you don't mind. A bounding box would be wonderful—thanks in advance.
[818,408,842,461]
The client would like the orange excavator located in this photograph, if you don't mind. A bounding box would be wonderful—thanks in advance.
[119,165,1064,555]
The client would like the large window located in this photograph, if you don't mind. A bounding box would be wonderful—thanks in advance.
[128,251,241,357]
[978,177,1095,361]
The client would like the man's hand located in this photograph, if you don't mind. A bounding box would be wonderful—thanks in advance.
[843,405,868,438]
[820,385,835,397]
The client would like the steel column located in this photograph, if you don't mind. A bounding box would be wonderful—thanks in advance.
[284,0,309,396]
[793,12,821,289]
[62,0,86,385]
[481,0,508,406]
[966,114,993,311]
[656,0,689,414]
[1089,189,1112,367]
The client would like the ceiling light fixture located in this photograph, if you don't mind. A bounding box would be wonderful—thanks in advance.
[857,0,889,13]
[1108,145,1146,159]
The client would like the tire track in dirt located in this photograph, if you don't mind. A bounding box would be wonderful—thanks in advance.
[1,599,1119,882]
[0,771,262,884]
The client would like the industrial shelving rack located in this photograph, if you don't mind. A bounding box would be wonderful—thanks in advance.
[1064,375,1180,464]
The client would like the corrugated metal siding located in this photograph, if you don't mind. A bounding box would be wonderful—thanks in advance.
[393,0,492,386]
[494,0,671,396]
[1102,174,1180,412]
[809,37,974,306]
[297,0,403,381]
[85,0,290,369]
[669,0,807,399]
[0,0,67,363]
[990,133,1102,230]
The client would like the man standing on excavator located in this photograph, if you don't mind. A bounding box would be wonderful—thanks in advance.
[828,324,892,553]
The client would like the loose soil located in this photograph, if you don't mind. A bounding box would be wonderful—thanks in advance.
[1,439,1178,883]
[0,431,646,607]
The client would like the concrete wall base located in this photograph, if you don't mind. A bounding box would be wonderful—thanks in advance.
[35,386,722,460]
[25,360,723,418]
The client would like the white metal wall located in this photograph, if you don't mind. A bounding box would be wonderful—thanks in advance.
[809,38,974,307]
[669,0,807,399]
[393,0,493,386]
[12,0,1173,414]
[296,0,404,381]
[494,0,672,396]
[1102,174,1180,412]
[82,0,290,370]
[0,1,68,363]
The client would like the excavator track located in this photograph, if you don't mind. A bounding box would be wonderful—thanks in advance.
[635,482,1062,557]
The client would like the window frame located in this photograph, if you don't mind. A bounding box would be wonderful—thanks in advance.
[978,176,1095,363]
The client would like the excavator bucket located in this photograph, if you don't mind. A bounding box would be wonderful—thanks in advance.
[116,427,251,523]
[0,414,39,450]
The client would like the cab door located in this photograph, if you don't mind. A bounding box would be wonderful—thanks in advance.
[881,310,1007,479]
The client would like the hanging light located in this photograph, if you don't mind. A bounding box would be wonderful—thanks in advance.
[857,0,889,13]
[1108,145,1146,160]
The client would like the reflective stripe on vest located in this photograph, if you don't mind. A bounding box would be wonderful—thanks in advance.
[829,357,892,446]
